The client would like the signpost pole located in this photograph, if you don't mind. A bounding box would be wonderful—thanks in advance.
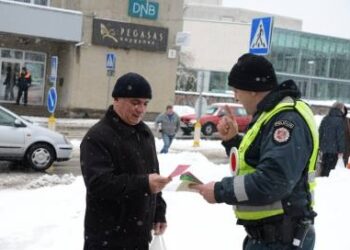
[47,87,57,131]
[48,56,58,131]
[106,74,112,108]
[193,71,204,147]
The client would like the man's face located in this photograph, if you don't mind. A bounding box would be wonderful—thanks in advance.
[113,98,149,125]
[233,88,256,115]
[166,107,173,115]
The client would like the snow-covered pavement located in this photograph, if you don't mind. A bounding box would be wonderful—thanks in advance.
[1,139,350,250]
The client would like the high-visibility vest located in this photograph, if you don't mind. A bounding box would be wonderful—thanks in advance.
[234,99,318,221]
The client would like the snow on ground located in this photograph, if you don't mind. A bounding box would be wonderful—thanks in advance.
[1,139,350,250]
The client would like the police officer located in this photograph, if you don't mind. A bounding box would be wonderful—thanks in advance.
[191,53,318,249]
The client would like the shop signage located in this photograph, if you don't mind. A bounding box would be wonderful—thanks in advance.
[92,18,168,52]
[128,0,159,20]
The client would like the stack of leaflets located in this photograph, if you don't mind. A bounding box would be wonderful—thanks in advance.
[176,172,203,192]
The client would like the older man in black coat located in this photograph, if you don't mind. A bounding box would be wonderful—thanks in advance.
[80,73,171,250]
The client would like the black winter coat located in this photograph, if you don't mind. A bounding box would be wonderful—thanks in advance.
[319,107,346,154]
[80,106,166,248]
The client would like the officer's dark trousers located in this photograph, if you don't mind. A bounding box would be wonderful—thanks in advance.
[320,153,338,177]
[243,225,315,250]
[16,86,29,105]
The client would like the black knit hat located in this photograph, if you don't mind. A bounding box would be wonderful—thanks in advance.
[112,72,152,99]
[228,53,277,92]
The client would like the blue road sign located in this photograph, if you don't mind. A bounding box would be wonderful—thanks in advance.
[106,53,116,71]
[249,17,274,55]
[47,87,57,114]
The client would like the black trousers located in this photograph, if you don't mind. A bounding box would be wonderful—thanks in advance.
[320,153,338,177]
[243,225,315,250]
[16,86,29,104]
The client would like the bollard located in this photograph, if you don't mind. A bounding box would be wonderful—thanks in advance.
[48,114,56,131]
[193,121,201,147]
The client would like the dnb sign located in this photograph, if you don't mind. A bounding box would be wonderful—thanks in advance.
[128,0,159,20]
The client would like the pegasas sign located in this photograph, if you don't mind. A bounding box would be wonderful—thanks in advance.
[92,18,168,52]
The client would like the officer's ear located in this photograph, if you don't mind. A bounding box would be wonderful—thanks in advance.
[250,91,257,97]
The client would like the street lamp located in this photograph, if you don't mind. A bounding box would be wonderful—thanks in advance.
[307,60,315,100]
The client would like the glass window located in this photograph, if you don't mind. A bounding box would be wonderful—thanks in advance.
[300,37,308,49]
[205,106,218,115]
[278,33,286,47]
[308,38,315,50]
[34,0,48,5]
[285,33,293,48]
[11,0,49,5]
[209,71,227,93]
[235,107,247,116]
[0,109,16,126]
[25,52,45,62]
[292,35,300,48]
[1,50,11,58]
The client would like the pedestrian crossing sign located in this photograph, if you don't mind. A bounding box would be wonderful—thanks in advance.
[106,53,116,70]
[249,17,274,55]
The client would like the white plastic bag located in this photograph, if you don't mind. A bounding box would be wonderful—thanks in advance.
[335,156,345,169]
[149,235,167,250]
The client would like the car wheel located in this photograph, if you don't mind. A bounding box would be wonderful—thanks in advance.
[202,123,215,136]
[25,143,55,171]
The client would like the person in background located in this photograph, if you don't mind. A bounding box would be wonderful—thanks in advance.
[16,66,31,105]
[342,106,350,167]
[3,65,16,101]
[155,105,180,154]
[80,72,171,250]
[191,53,318,250]
[319,102,346,176]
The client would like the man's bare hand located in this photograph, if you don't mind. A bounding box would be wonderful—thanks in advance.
[217,105,239,141]
[153,222,167,235]
[149,174,172,194]
[189,182,217,204]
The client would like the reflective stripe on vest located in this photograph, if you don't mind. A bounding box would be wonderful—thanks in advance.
[234,99,319,221]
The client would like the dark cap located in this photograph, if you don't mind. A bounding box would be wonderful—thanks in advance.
[112,72,152,99]
[228,53,277,92]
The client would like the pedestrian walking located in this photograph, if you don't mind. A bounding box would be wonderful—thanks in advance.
[191,53,318,250]
[319,102,346,176]
[80,72,172,250]
[155,105,180,153]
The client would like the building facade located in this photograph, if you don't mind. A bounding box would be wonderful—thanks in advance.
[176,1,350,105]
[0,0,184,114]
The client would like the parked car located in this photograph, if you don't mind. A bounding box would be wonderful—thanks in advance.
[0,105,73,171]
[173,105,195,117]
[180,103,251,136]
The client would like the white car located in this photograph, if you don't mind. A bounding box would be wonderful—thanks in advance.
[0,105,73,171]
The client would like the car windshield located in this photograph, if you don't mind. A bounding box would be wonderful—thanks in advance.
[205,106,218,115]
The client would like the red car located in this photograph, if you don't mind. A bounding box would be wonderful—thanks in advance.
[180,103,251,136]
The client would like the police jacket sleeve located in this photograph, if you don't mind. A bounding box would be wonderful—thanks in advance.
[215,111,313,205]
[80,135,150,201]
[222,134,243,156]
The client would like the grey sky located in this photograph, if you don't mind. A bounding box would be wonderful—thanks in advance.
[222,0,350,40]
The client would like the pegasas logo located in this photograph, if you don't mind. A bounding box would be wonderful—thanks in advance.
[100,24,165,45]
[93,19,168,51]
